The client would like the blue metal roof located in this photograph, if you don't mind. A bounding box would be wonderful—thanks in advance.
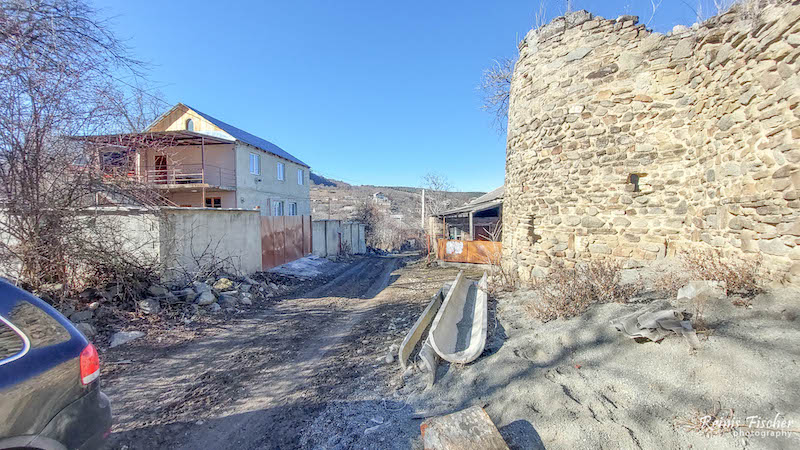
[184,104,309,168]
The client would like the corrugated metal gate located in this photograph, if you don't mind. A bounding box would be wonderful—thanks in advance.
[260,215,312,270]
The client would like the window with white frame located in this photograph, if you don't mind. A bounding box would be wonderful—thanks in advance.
[272,200,284,216]
[277,162,285,181]
[289,202,297,216]
[249,153,261,175]
[297,169,304,185]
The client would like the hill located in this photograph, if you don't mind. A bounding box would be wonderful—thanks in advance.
[309,173,484,228]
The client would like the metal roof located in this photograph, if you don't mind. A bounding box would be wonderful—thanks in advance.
[439,186,504,217]
[182,104,310,168]
[78,130,235,147]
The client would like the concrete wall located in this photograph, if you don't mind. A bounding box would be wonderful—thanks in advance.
[0,207,263,282]
[234,142,311,216]
[503,2,800,282]
[311,220,367,257]
[160,208,262,278]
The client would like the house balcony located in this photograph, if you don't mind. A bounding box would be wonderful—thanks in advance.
[139,164,236,190]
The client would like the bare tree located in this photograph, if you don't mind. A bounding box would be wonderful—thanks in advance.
[479,57,515,133]
[103,80,170,133]
[0,0,160,291]
[421,172,453,218]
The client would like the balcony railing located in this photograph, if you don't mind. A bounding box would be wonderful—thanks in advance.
[142,164,236,188]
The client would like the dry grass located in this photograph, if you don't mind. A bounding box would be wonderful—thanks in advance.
[681,249,762,297]
[651,248,762,300]
[652,270,689,298]
[528,260,641,322]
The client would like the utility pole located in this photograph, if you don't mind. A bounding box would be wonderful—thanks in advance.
[421,189,426,231]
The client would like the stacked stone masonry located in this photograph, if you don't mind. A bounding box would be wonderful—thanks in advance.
[502,2,800,282]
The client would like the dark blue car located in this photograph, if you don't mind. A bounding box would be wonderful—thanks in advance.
[0,279,112,449]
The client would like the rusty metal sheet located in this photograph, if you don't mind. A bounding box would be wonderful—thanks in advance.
[284,216,302,263]
[469,241,502,264]
[437,239,502,264]
[261,217,276,269]
[261,215,312,270]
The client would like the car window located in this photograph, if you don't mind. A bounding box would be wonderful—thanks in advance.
[7,301,70,348]
[0,315,26,364]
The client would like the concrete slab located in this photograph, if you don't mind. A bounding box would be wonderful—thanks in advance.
[398,284,449,370]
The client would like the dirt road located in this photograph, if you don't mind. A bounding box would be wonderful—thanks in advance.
[103,255,466,449]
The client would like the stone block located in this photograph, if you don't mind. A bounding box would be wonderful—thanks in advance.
[565,47,592,62]
[581,216,605,228]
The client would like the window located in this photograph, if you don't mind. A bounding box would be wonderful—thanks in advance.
[628,173,641,192]
[0,315,27,365]
[449,226,462,240]
[185,119,194,131]
[205,197,221,208]
[272,200,284,216]
[289,202,298,216]
[277,162,285,181]
[249,153,261,175]
[297,169,304,185]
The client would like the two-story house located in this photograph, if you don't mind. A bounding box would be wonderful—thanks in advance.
[88,103,310,216]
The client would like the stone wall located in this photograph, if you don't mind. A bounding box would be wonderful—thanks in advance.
[503,1,800,282]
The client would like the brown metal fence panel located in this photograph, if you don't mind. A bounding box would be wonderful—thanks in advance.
[302,216,312,254]
[261,215,312,270]
[261,217,277,270]
[285,216,302,263]
[437,238,502,264]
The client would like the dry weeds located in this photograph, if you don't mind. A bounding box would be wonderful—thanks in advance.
[681,249,762,297]
[528,260,641,322]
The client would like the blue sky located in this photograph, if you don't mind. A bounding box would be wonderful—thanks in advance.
[96,0,707,193]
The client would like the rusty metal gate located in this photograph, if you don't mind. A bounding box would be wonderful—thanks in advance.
[260,215,312,270]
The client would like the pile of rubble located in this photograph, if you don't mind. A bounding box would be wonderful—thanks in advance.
[44,274,289,345]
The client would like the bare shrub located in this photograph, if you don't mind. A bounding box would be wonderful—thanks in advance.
[528,259,640,322]
[681,248,762,297]
[480,222,518,294]
[352,201,406,251]
[652,270,690,298]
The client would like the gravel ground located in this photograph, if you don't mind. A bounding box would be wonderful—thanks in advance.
[101,254,479,449]
[100,255,800,449]
[394,279,800,450]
